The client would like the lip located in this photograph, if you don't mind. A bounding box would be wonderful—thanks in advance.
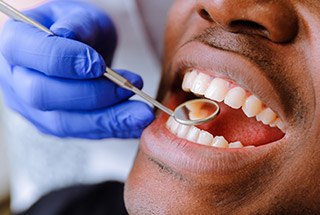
[141,112,286,175]
[169,41,287,122]
[140,41,288,175]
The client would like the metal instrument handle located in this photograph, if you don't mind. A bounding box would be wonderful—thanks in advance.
[104,68,174,116]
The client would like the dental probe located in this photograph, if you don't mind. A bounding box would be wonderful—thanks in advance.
[0,0,220,125]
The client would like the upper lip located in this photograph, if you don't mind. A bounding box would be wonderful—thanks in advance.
[171,40,286,123]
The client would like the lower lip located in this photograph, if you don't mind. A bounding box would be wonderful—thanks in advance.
[140,112,285,176]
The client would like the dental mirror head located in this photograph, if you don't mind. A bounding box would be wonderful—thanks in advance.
[173,99,220,125]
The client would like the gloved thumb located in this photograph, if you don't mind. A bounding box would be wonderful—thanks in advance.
[46,100,156,139]
[100,100,155,138]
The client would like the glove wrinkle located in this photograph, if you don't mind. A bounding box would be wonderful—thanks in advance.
[0,21,106,79]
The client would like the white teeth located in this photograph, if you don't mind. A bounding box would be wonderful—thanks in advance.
[166,116,174,128]
[192,73,211,95]
[186,126,200,142]
[229,141,244,148]
[224,87,246,109]
[197,131,214,145]
[177,124,190,138]
[256,108,277,125]
[242,95,263,117]
[276,119,285,131]
[182,72,191,91]
[244,145,256,148]
[204,78,229,102]
[166,118,261,149]
[182,70,198,91]
[270,118,285,131]
[171,119,180,134]
[181,70,285,130]
[211,136,229,148]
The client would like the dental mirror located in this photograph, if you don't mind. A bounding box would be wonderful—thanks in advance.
[0,0,221,126]
[104,68,220,125]
[173,99,220,125]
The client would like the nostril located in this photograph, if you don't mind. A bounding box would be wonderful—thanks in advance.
[198,9,213,22]
[230,20,266,31]
[196,1,298,43]
[229,20,269,38]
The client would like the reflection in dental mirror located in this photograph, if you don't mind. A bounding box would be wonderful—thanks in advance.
[174,99,220,125]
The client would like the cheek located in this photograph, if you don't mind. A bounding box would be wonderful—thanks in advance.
[164,1,194,62]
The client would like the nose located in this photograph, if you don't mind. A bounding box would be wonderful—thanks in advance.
[196,0,298,43]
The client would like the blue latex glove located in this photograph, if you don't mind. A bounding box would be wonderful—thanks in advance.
[0,1,154,139]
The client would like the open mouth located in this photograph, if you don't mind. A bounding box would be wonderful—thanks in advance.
[141,42,288,174]
[165,69,285,149]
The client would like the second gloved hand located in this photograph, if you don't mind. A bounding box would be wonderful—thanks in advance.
[0,1,154,139]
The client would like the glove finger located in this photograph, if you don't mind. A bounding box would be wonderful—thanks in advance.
[0,53,13,85]
[57,100,155,139]
[0,20,105,79]
[2,86,154,139]
[49,6,117,65]
[19,1,117,63]
[11,67,143,111]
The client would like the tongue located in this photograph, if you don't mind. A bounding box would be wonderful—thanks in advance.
[197,103,284,146]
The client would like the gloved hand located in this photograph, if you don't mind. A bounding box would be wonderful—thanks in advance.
[0,1,154,139]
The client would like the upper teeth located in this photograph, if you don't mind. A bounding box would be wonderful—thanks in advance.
[182,69,284,131]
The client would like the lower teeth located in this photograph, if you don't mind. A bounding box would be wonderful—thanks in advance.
[166,117,254,149]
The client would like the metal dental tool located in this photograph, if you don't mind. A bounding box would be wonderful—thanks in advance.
[0,0,220,125]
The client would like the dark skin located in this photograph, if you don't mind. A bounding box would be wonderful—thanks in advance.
[125,0,320,214]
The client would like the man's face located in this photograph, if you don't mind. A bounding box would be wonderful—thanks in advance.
[125,0,320,214]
